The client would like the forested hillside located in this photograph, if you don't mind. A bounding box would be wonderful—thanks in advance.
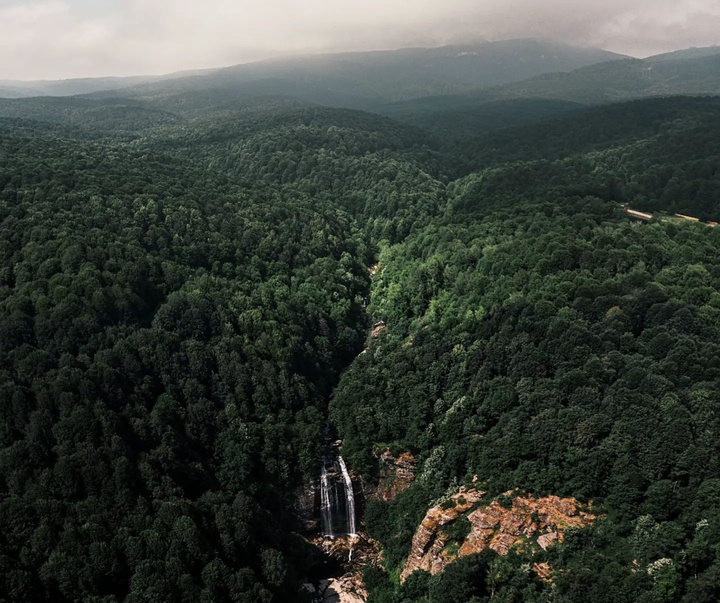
[389,97,584,138]
[477,54,720,104]
[1,68,720,603]
[333,200,720,602]
[378,53,720,138]
[451,97,720,220]
[0,120,373,601]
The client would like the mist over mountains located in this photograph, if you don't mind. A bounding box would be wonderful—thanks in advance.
[1,38,719,141]
[0,39,624,102]
[1,39,718,122]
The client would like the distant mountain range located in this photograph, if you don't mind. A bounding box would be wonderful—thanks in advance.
[0,68,216,99]
[380,51,720,136]
[646,46,720,62]
[0,39,625,104]
[1,39,719,140]
[476,53,720,103]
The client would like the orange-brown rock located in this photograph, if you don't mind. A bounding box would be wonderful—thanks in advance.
[370,321,386,339]
[401,489,597,582]
[532,562,553,583]
[376,450,416,501]
[537,532,559,550]
[400,488,486,581]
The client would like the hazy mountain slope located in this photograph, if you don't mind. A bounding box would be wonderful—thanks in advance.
[480,54,720,103]
[137,79,381,114]
[373,52,720,138]
[0,69,218,99]
[648,46,720,62]
[10,76,159,96]
[381,97,584,137]
[0,85,38,99]
[80,39,625,108]
[211,39,625,98]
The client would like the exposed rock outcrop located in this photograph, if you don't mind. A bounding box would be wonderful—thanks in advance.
[532,562,554,583]
[312,534,377,567]
[400,489,597,582]
[376,450,416,501]
[370,321,386,339]
[303,577,366,603]
[322,575,367,603]
[400,488,486,581]
[307,533,381,603]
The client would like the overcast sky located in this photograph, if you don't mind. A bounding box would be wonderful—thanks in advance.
[1,0,719,80]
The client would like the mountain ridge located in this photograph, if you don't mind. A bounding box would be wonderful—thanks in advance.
[0,38,626,102]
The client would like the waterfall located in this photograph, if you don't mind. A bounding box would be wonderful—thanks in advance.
[338,456,357,536]
[319,445,357,538]
[320,463,334,539]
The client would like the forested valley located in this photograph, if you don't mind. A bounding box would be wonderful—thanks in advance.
[2,54,720,603]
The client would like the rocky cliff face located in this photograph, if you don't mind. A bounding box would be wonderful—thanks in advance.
[400,488,597,582]
[375,450,416,501]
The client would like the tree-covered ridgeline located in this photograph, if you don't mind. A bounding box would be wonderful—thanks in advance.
[448,96,720,220]
[1,93,720,602]
[139,105,452,242]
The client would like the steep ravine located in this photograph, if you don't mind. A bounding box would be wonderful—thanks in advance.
[297,264,380,602]
[306,262,602,601]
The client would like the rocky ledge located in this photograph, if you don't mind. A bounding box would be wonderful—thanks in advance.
[305,533,381,603]
[375,449,416,501]
[400,488,597,582]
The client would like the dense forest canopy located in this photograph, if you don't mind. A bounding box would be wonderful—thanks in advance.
[0,120,374,601]
[1,49,720,603]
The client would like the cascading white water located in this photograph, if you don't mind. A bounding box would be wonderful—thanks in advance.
[338,456,357,536]
[320,463,334,538]
[319,447,357,539]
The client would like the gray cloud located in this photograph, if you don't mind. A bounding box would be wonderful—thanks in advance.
[1,0,719,80]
